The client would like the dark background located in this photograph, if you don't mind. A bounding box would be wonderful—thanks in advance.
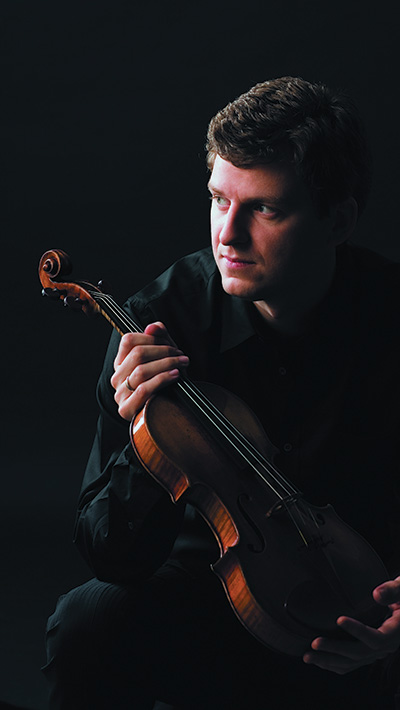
[2,1,399,707]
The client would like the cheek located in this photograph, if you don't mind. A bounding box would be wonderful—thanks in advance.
[210,218,219,249]
[255,229,291,265]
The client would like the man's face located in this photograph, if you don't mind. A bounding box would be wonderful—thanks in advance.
[209,156,338,307]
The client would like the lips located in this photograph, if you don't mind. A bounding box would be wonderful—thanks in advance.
[222,255,255,268]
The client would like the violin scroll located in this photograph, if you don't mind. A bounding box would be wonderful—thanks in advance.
[40,248,72,280]
[39,249,100,317]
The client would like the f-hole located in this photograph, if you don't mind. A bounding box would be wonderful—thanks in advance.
[237,493,265,553]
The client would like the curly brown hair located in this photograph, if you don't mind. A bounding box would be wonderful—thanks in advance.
[206,77,371,216]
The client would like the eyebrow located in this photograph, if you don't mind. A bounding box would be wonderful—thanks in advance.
[207,181,288,208]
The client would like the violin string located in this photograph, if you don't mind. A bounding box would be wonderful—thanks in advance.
[175,382,288,499]
[90,291,143,334]
[178,380,296,498]
[91,291,306,506]
[179,380,319,536]
[177,381,319,554]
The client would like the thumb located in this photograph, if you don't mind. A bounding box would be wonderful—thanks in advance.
[373,576,400,606]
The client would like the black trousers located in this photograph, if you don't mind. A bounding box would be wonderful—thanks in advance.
[43,563,397,709]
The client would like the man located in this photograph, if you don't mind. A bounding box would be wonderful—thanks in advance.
[44,77,400,708]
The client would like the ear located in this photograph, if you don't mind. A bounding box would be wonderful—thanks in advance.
[329,197,358,246]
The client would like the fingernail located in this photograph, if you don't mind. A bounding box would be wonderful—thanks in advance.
[178,356,189,364]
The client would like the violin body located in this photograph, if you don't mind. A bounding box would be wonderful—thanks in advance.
[131,382,388,656]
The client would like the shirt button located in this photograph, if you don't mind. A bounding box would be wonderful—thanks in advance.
[278,366,287,376]
[128,522,134,530]
[283,442,293,453]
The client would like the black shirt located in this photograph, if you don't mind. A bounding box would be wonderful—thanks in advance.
[74,243,400,584]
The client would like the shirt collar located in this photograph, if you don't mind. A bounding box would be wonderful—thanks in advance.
[220,293,256,353]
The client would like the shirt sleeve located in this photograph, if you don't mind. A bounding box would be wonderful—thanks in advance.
[73,327,185,583]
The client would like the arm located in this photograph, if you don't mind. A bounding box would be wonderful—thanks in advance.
[73,323,189,583]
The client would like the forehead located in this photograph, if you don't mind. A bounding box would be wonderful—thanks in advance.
[208,155,310,208]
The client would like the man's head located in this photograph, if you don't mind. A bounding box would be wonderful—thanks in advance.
[206,76,371,217]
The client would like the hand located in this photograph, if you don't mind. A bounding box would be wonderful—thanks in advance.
[303,576,400,674]
[110,322,189,421]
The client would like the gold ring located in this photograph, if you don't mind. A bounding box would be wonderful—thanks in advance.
[125,376,134,392]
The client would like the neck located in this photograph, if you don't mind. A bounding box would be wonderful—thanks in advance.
[253,255,337,336]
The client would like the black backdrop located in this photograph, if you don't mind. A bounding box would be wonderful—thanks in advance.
[2,1,399,707]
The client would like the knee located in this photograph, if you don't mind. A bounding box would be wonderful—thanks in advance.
[45,578,133,670]
[43,579,153,708]
[45,586,91,669]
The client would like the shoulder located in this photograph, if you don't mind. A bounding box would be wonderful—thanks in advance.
[127,248,218,312]
[121,247,223,342]
[338,244,400,438]
[344,242,400,382]
[120,248,224,364]
[343,242,400,317]
[344,242,400,288]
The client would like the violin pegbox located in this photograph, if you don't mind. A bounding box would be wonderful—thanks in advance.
[39,249,101,317]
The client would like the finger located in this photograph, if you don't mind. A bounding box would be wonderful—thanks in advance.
[111,346,188,390]
[122,343,185,371]
[125,354,189,392]
[114,340,184,378]
[303,649,374,675]
[336,616,383,648]
[114,332,156,369]
[114,324,179,370]
[309,634,385,662]
[310,635,363,661]
[336,614,400,653]
[116,369,181,421]
[373,576,400,606]
[144,321,177,348]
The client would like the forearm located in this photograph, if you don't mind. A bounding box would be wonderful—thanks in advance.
[73,326,185,583]
[74,438,185,582]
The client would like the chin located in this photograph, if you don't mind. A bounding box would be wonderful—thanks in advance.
[221,277,263,301]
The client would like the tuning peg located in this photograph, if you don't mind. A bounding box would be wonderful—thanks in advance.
[42,287,64,300]
[97,279,112,295]
[63,296,84,311]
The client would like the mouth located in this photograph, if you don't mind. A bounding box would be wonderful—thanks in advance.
[222,255,255,269]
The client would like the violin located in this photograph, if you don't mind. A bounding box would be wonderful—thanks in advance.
[39,248,389,657]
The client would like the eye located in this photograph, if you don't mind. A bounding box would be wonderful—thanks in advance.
[210,194,229,208]
[254,203,275,216]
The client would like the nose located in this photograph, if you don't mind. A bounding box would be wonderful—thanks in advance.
[218,205,249,246]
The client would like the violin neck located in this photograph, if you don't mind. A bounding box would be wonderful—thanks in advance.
[88,290,143,336]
